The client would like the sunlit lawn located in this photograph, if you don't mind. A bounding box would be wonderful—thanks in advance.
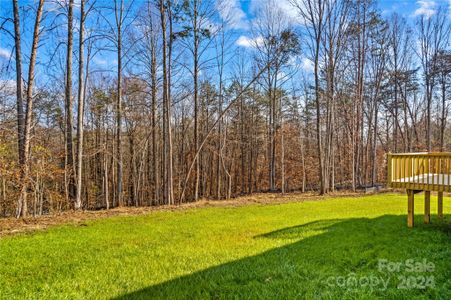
[0,193,450,299]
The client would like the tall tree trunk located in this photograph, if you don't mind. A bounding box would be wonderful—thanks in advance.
[160,0,174,205]
[17,0,45,218]
[75,0,85,210]
[270,73,277,192]
[314,45,324,194]
[393,42,398,152]
[281,116,285,194]
[65,0,76,204]
[115,0,124,206]
[12,0,24,167]
[167,0,175,204]
[426,81,432,151]
[215,31,225,199]
[150,19,159,203]
[439,75,447,151]
[193,0,200,201]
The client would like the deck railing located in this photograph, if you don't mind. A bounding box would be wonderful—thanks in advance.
[387,152,451,192]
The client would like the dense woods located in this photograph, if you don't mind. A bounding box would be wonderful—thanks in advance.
[0,0,449,217]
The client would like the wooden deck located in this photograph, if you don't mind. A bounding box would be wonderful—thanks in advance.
[387,152,449,227]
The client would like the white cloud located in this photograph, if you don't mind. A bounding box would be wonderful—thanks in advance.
[235,35,264,48]
[250,0,301,24]
[277,0,300,21]
[0,47,11,59]
[414,0,437,18]
[301,57,313,73]
[92,56,118,70]
[216,0,249,30]
[381,2,409,17]
[93,57,108,66]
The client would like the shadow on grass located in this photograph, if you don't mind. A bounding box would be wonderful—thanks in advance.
[115,215,450,299]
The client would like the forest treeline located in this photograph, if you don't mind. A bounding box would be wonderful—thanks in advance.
[0,0,449,217]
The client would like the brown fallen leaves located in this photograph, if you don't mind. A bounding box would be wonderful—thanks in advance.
[0,191,365,237]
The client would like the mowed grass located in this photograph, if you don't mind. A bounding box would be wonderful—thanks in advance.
[0,193,450,299]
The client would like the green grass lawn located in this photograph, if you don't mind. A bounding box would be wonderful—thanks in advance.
[0,193,450,299]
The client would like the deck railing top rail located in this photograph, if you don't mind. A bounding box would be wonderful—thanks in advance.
[389,152,451,157]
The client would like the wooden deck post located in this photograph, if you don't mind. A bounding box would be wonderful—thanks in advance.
[438,191,443,219]
[424,191,430,224]
[387,153,392,186]
[407,190,414,228]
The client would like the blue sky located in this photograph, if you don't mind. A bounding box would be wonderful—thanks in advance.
[0,0,450,84]
[232,0,450,36]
